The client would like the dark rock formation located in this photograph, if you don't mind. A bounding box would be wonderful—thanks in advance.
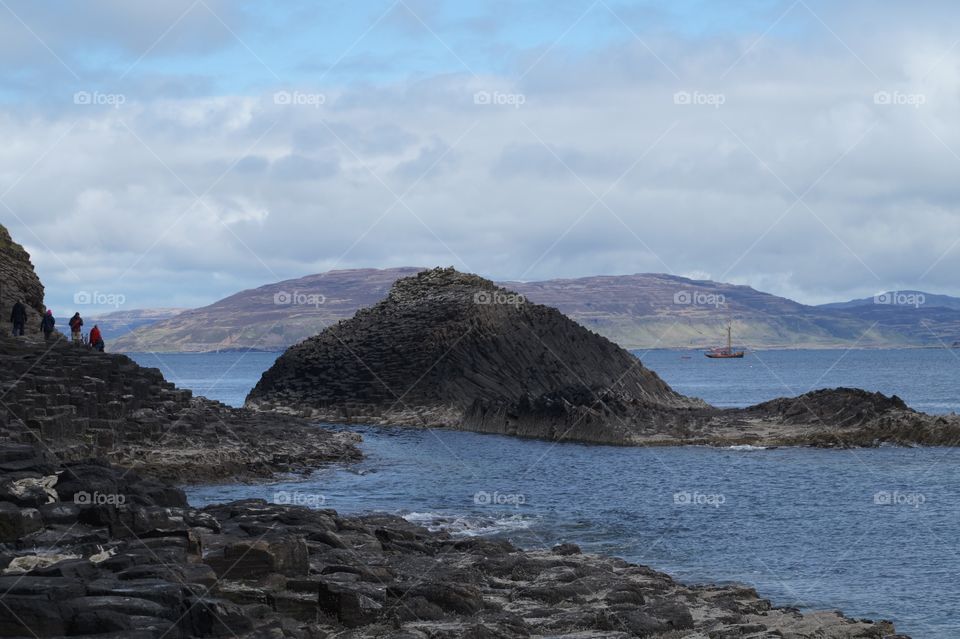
[0,333,361,483]
[0,223,45,335]
[0,222,360,482]
[249,268,960,448]
[0,445,905,638]
[248,268,707,442]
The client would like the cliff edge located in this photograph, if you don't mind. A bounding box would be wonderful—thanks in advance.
[0,224,45,334]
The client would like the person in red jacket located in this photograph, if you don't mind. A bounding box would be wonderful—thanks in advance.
[89,325,104,352]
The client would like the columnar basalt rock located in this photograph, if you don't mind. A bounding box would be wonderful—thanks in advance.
[247,268,707,437]
[0,333,361,482]
[0,222,361,481]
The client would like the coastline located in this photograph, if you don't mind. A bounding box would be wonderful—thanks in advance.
[0,443,904,638]
[247,391,960,450]
[0,335,918,636]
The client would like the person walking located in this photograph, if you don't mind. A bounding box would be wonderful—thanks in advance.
[89,324,104,352]
[9,301,27,337]
[68,312,83,345]
[40,310,55,340]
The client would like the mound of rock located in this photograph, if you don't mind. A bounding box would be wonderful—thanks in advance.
[0,444,905,638]
[0,223,45,335]
[248,268,706,443]
[248,267,959,448]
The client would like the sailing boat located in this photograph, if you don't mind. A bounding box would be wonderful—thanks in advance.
[705,325,744,359]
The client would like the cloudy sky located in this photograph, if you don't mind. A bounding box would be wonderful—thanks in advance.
[2,0,959,312]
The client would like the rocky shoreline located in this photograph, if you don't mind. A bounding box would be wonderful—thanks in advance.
[0,444,907,638]
[0,334,361,484]
[0,228,913,636]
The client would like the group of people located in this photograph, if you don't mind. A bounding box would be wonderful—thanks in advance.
[8,301,104,351]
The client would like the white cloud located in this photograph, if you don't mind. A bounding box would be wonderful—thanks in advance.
[3,1,960,312]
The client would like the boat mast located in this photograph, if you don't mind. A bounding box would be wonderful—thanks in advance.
[727,325,731,352]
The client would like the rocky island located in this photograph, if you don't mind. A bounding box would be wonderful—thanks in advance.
[249,267,960,448]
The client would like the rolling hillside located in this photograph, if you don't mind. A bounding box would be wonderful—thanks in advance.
[88,308,187,339]
[111,269,960,352]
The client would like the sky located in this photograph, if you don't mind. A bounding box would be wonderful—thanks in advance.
[2,0,960,313]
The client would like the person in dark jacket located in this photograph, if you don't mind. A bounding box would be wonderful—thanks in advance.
[89,325,104,352]
[40,310,55,340]
[10,301,27,336]
[69,312,83,345]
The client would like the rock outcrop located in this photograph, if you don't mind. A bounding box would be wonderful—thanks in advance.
[0,445,906,638]
[0,333,361,483]
[0,224,45,335]
[248,268,709,443]
[249,268,960,448]
[0,223,360,482]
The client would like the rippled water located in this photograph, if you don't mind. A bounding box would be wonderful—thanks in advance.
[126,347,960,414]
[127,349,960,638]
[186,428,958,638]
[639,348,960,414]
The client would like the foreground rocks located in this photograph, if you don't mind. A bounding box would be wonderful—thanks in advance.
[0,334,360,483]
[0,445,906,638]
[248,268,960,448]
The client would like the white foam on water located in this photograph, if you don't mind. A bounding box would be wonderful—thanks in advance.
[402,511,535,537]
[725,444,769,451]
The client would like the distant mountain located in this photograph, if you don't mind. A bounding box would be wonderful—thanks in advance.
[111,268,960,352]
[89,308,187,340]
[112,268,424,352]
[820,290,960,311]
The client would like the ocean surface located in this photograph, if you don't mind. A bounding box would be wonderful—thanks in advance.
[127,348,960,638]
